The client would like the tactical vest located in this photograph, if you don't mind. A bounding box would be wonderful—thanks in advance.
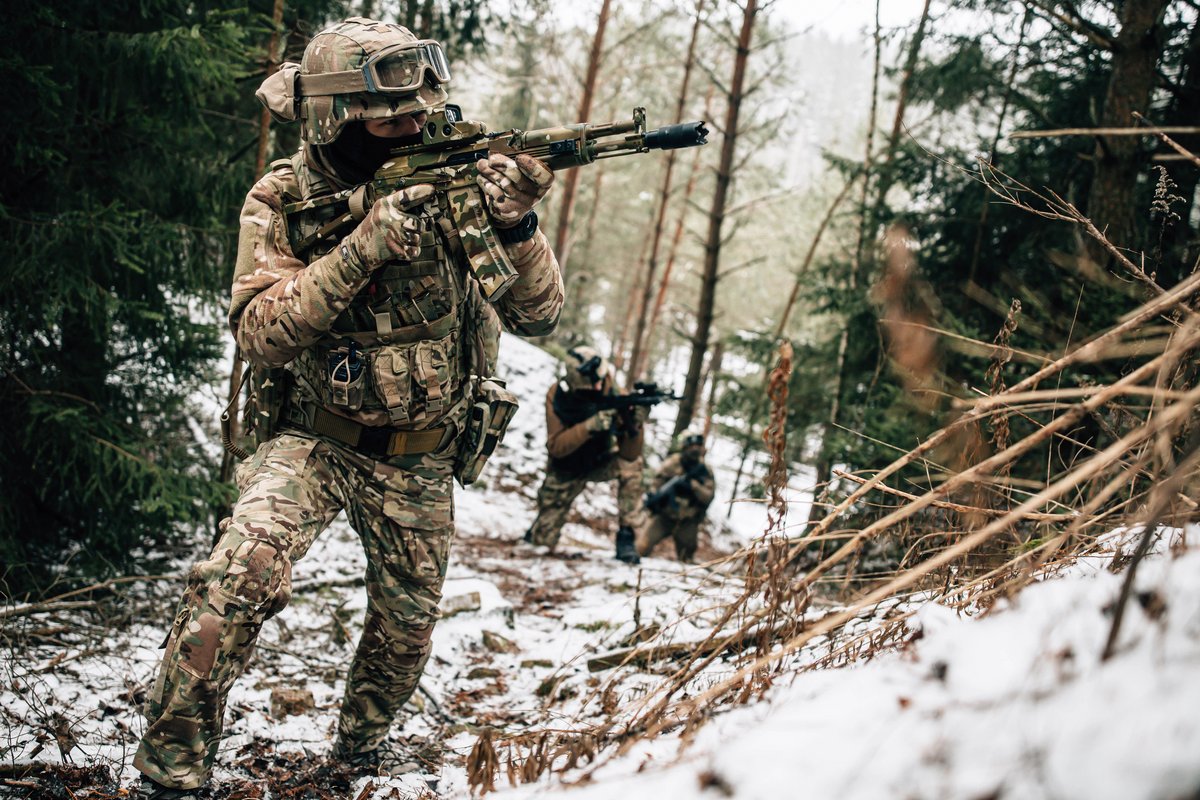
[276,152,501,435]
[549,383,617,477]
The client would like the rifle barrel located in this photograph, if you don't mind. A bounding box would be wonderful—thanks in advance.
[645,121,709,150]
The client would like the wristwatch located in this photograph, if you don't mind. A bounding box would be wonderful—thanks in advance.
[496,211,539,245]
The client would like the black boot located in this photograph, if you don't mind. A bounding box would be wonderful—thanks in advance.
[131,776,202,800]
[332,739,420,777]
[614,526,640,564]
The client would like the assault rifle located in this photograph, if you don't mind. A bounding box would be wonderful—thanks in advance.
[283,106,708,301]
[645,462,709,514]
[552,381,680,432]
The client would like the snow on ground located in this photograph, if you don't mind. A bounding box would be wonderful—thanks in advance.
[2,337,1199,799]
[493,527,1200,800]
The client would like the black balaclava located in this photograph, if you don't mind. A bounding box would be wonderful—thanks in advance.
[313,120,422,187]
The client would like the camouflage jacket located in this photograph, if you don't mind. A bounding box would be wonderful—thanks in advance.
[228,153,563,431]
[651,453,715,520]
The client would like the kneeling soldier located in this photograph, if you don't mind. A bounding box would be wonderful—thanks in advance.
[637,431,715,563]
[525,346,646,564]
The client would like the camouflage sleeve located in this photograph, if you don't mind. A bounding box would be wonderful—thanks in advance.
[228,173,372,367]
[492,229,564,337]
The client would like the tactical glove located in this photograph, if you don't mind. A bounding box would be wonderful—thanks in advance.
[343,184,435,272]
[475,153,554,226]
[585,408,616,434]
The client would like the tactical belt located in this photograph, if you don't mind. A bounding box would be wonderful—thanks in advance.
[286,405,449,458]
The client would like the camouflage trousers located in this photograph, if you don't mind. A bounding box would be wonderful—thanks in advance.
[636,514,701,563]
[134,432,456,790]
[527,455,645,548]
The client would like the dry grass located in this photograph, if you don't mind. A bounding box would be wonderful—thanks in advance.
[463,161,1200,794]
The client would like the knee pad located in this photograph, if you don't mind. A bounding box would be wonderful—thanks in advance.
[193,538,292,618]
[357,611,436,669]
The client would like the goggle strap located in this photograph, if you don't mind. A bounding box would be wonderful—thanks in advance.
[296,70,371,97]
[297,41,448,97]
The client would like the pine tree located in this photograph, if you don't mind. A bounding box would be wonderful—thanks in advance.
[800,0,1199,523]
[0,0,267,594]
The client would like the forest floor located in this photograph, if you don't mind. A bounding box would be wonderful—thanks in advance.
[3,338,1199,799]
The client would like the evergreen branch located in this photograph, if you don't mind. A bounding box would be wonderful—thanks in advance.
[1023,0,1117,51]
[4,372,103,416]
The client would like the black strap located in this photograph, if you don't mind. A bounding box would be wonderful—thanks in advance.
[495,211,539,245]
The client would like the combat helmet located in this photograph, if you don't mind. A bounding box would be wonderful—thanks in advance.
[679,426,705,452]
[256,16,450,146]
[564,345,612,391]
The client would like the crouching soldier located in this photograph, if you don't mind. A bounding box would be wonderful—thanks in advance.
[525,346,646,564]
[637,431,715,563]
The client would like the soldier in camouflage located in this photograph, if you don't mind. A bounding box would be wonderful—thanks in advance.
[524,346,646,564]
[636,430,715,564]
[132,17,563,798]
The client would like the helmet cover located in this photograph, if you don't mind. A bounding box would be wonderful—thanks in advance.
[298,17,449,145]
[564,345,612,391]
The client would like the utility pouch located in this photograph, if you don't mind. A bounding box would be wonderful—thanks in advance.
[455,377,518,486]
[247,366,289,451]
[224,363,289,461]
[327,343,367,411]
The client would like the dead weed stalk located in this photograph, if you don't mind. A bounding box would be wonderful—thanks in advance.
[467,155,1200,795]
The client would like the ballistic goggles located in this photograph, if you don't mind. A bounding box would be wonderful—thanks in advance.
[297,40,452,97]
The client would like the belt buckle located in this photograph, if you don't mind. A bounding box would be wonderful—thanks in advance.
[388,430,409,456]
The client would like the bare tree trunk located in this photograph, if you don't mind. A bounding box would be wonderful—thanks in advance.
[417,0,435,37]
[638,83,715,382]
[967,5,1031,284]
[611,226,655,371]
[401,0,418,30]
[870,0,932,216]
[674,0,758,438]
[807,0,930,526]
[626,0,706,383]
[1085,0,1170,263]
[219,0,285,486]
[552,0,612,274]
[560,164,607,336]
[852,0,882,274]
[702,341,725,441]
